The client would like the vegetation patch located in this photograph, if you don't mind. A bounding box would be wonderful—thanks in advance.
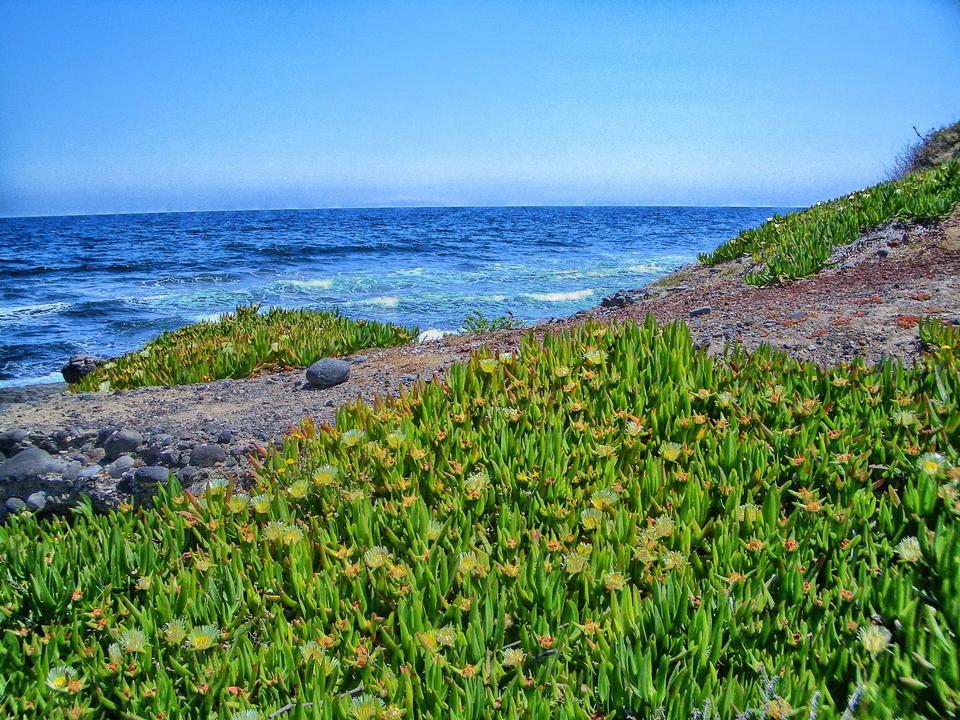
[3,318,958,718]
[73,305,417,392]
[699,161,960,285]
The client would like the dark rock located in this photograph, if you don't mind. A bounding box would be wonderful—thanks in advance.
[0,447,65,482]
[689,306,713,318]
[5,497,27,514]
[77,465,103,480]
[103,429,143,459]
[158,448,181,466]
[0,429,30,454]
[600,289,649,309]
[877,248,889,258]
[217,429,233,444]
[25,491,47,511]
[106,455,135,478]
[135,466,170,485]
[787,310,807,321]
[347,354,368,365]
[61,354,108,384]
[305,358,351,388]
[61,461,83,482]
[177,465,201,483]
[190,444,226,468]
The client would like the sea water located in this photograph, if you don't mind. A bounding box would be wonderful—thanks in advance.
[0,205,792,386]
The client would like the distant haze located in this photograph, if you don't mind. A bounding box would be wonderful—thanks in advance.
[1,0,959,217]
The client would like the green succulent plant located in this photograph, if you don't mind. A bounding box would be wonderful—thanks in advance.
[2,316,958,718]
[71,304,417,392]
[700,160,960,285]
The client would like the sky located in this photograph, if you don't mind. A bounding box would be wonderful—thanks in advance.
[1,1,959,217]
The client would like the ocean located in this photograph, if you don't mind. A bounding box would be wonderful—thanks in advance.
[0,205,792,387]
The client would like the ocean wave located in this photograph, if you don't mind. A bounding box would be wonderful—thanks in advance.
[0,301,71,320]
[523,289,594,302]
[282,278,334,290]
[362,295,400,308]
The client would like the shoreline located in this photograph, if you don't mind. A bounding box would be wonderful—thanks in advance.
[1,209,958,517]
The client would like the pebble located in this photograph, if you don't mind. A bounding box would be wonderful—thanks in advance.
[689,306,713,318]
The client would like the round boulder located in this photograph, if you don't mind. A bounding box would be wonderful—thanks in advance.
[103,429,143,460]
[306,358,350,388]
[0,447,65,482]
[190,444,226,468]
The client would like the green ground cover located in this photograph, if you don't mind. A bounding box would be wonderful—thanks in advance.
[3,318,958,719]
[699,160,960,285]
[72,305,417,392]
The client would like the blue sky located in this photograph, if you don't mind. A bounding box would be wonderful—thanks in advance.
[1,0,958,216]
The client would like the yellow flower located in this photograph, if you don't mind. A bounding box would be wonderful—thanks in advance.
[349,695,384,720]
[478,358,499,374]
[341,429,365,447]
[894,536,922,563]
[163,619,188,645]
[301,640,324,663]
[583,349,607,366]
[314,465,339,485]
[46,666,78,693]
[553,365,570,378]
[364,546,392,570]
[651,514,675,539]
[502,648,526,668]
[603,571,626,591]
[227,494,250,513]
[763,698,792,719]
[251,494,272,514]
[120,627,148,654]
[464,470,490,498]
[918,452,946,477]
[563,552,590,575]
[590,488,618,510]
[581,508,605,531]
[659,442,683,462]
[858,625,892,656]
[187,625,219,652]
[386,431,405,449]
[288,479,310,500]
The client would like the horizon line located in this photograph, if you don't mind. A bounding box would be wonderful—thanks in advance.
[0,201,804,221]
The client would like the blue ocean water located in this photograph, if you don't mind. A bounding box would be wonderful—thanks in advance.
[0,206,792,387]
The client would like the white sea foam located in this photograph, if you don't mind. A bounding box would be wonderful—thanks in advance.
[190,312,224,323]
[0,301,71,319]
[363,295,400,308]
[285,278,334,290]
[626,262,667,273]
[417,328,458,343]
[0,370,65,388]
[523,289,594,302]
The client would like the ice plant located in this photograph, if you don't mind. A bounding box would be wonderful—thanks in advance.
[2,315,959,718]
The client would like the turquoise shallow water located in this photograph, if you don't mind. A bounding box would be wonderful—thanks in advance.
[0,205,792,386]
